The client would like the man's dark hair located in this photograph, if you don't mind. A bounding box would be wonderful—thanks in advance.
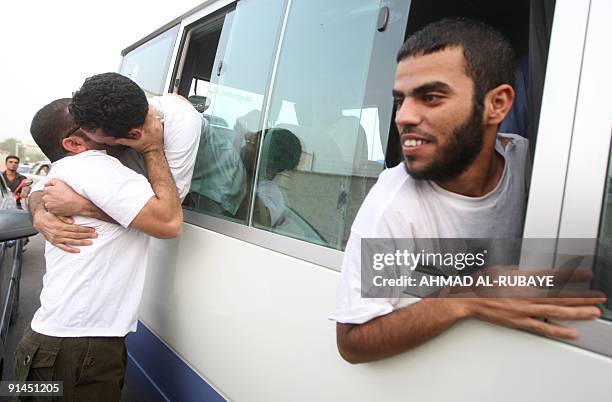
[30,98,74,163]
[5,155,19,163]
[69,72,149,138]
[263,128,302,177]
[397,18,515,107]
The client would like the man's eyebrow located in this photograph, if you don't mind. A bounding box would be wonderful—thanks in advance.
[392,89,404,98]
[392,82,453,99]
[410,81,453,96]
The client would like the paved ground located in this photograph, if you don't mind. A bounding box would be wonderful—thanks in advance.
[2,234,136,401]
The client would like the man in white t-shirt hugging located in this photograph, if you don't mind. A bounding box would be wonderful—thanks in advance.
[14,94,182,400]
[332,18,605,363]
[28,73,202,253]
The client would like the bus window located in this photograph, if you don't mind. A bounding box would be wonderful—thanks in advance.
[179,0,559,258]
[119,24,180,97]
[253,0,402,249]
[182,0,285,225]
[594,141,612,321]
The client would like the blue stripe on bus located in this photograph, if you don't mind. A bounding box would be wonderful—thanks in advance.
[125,322,226,402]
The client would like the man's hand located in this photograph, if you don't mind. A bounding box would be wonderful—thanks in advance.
[116,106,164,155]
[41,179,116,224]
[19,184,32,200]
[463,297,605,339]
[43,179,90,217]
[29,192,97,253]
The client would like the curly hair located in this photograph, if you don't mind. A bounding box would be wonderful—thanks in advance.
[69,72,149,138]
[397,18,515,108]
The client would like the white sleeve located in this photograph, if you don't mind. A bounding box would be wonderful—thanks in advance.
[55,154,155,228]
[329,230,397,324]
[152,95,202,200]
[29,176,50,194]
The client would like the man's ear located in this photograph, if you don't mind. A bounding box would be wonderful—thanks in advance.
[61,136,88,154]
[127,128,143,139]
[483,84,515,126]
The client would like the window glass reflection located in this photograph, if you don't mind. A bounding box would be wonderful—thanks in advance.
[119,25,180,96]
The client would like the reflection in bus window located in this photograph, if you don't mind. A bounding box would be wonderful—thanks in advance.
[255,0,387,250]
[183,0,285,224]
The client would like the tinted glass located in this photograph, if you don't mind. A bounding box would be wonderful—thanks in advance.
[252,0,409,250]
[119,24,180,96]
[594,142,612,321]
[184,0,286,224]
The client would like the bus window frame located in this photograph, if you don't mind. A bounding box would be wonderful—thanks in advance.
[548,0,612,358]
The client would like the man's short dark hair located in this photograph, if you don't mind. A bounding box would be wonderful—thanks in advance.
[263,128,302,177]
[397,18,515,107]
[69,72,149,138]
[30,98,74,163]
[5,155,19,163]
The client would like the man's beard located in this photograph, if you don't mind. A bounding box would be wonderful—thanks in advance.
[403,104,485,182]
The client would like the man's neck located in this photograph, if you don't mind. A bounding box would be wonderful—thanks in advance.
[4,170,17,180]
[435,132,505,197]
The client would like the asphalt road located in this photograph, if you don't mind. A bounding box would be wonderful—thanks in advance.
[2,234,136,401]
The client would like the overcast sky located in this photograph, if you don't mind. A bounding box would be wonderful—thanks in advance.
[0,0,203,144]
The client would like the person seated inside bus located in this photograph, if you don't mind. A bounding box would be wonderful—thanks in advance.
[331,18,604,364]
[237,128,301,227]
[184,116,247,218]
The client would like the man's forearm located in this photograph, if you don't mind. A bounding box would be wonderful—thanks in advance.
[29,191,44,220]
[79,201,114,223]
[144,149,180,215]
[337,298,468,363]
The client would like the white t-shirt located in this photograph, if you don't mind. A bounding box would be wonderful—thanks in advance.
[257,179,288,227]
[31,150,155,337]
[331,134,530,324]
[118,94,202,200]
[31,94,202,199]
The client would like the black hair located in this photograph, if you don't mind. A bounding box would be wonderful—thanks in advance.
[69,72,149,138]
[30,98,74,163]
[5,155,19,163]
[397,18,515,107]
[263,128,302,177]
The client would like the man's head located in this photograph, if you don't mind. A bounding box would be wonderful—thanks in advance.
[262,128,302,178]
[5,155,19,172]
[393,18,515,181]
[69,72,149,144]
[30,98,104,163]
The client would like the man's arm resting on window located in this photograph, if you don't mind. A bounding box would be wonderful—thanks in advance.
[336,297,604,364]
[29,191,97,253]
[129,147,182,239]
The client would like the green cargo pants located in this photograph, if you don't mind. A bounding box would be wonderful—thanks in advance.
[13,327,127,402]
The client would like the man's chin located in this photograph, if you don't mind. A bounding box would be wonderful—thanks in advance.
[403,160,430,180]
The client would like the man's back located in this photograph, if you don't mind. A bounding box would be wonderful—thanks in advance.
[31,150,154,337]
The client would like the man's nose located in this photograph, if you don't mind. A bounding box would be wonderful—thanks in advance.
[395,98,422,129]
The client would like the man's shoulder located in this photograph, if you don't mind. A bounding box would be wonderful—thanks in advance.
[58,150,121,166]
[151,94,199,114]
[55,151,139,178]
[352,164,415,233]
